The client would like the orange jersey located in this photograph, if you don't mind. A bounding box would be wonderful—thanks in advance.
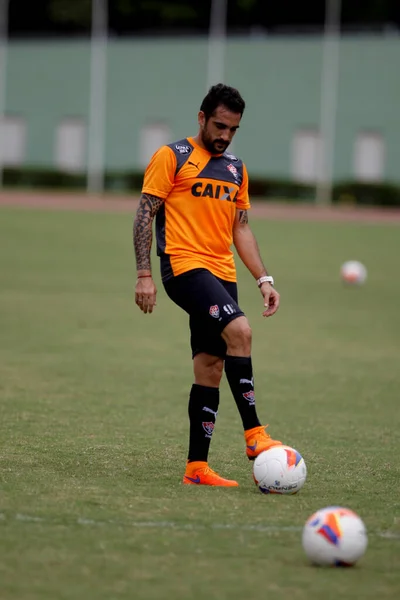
[142,136,251,282]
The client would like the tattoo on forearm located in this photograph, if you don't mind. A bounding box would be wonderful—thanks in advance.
[239,210,248,224]
[133,193,164,271]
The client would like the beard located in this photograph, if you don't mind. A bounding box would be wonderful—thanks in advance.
[201,130,229,154]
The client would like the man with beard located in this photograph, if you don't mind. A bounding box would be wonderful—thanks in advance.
[133,84,284,486]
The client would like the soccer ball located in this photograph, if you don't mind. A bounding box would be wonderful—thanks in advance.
[253,445,307,495]
[302,506,368,566]
[340,260,367,285]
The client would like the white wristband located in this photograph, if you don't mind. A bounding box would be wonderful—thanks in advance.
[257,275,274,288]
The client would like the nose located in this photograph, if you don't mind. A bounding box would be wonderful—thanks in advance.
[220,131,230,142]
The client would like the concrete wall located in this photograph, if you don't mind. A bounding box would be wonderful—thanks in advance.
[4,36,400,181]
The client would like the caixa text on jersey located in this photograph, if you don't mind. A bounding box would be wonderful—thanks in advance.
[191,182,239,202]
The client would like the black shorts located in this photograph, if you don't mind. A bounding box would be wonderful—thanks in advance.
[163,268,244,358]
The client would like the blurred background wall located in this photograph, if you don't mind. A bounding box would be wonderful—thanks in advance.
[4,36,400,183]
[0,0,399,205]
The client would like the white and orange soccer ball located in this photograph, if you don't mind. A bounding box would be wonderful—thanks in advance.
[340,260,367,285]
[302,506,368,566]
[253,446,307,495]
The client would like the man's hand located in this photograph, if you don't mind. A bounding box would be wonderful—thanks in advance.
[260,282,280,317]
[135,277,157,314]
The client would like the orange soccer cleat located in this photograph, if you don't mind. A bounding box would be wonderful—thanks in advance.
[245,424,283,461]
[182,461,239,487]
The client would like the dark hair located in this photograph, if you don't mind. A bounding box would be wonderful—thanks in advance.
[200,83,245,120]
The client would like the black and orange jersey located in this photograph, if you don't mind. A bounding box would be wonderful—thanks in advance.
[142,136,251,282]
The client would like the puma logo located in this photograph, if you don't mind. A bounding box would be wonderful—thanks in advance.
[188,161,200,170]
[203,406,218,419]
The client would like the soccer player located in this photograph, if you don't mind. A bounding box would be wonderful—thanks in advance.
[133,84,283,487]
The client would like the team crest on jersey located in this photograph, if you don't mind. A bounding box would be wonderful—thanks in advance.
[209,305,220,318]
[175,144,191,154]
[227,163,239,180]
[202,422,215,436]
[243,390,255,405]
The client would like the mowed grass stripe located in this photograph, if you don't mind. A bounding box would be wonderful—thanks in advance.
[0,207,399,600]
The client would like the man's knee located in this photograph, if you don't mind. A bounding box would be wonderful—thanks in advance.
[194,354,224,387]
[221,316,252,354]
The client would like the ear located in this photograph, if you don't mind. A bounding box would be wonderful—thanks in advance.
[198,110,206,128]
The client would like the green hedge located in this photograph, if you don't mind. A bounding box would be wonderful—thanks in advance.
[247,178,314,201]
[333,182,400,207]
[2,167,400,207]
[3,167,86,189]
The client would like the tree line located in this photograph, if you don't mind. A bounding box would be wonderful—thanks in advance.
[7,0,400,37]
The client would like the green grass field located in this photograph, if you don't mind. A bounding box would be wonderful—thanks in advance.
[0,206,399,600]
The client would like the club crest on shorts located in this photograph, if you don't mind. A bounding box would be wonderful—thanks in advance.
[209,305,220,318]
[243,390,255,405]
[202,422,215,436]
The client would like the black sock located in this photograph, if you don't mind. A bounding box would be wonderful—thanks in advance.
[187,384,220,462]
[224,355,261,431]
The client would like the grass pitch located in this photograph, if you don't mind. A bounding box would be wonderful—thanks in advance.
[0,207,399,600]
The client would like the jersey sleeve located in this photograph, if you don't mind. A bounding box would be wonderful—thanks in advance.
[141,145,177,199]
[236,163,251,210]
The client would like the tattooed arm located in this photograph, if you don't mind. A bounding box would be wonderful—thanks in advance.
[233,208,280,317]
[133,193,164,273]
[133,193,164,314]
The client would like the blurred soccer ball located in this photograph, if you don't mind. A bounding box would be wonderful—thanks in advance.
[253,446,307,495]
[340,260,367,285]
[302,506,368,566]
